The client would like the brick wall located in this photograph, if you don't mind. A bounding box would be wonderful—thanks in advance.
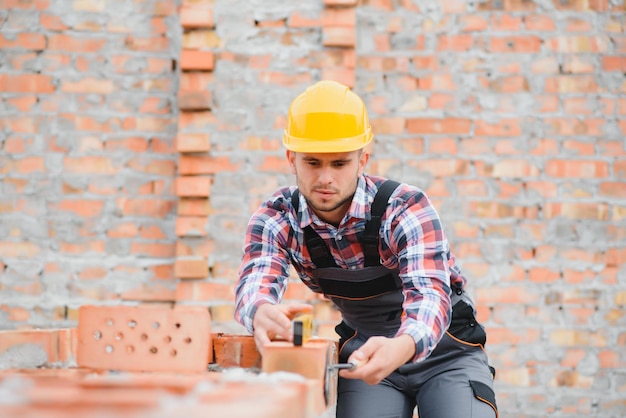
[1,0,625,416]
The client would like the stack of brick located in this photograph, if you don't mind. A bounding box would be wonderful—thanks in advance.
[0,305,336,418]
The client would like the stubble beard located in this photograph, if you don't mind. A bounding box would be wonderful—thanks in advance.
[306,191,354,215]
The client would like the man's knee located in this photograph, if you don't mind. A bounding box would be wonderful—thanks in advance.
[337,377,414,418]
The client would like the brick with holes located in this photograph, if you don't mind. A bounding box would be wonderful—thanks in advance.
[76,305,212,372]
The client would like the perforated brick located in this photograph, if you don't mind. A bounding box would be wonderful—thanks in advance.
[77,305,211,373]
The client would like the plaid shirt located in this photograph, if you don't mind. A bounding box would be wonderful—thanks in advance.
[235,174,467,362]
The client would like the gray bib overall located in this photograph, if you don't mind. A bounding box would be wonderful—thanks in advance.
[292,181,498,418]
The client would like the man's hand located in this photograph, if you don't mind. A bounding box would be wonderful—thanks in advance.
[252,303,313,354]
[339,334,416,385]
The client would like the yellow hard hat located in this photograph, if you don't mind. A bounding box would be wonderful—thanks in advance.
[283,80,373,153]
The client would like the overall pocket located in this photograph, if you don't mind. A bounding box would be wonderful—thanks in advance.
[470,380,498,417]
[335,322,367,364]
[447,299,487,347]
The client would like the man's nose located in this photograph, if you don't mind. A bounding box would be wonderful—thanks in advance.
[318,166,333,184]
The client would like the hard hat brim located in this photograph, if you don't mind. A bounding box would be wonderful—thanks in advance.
[282,129,373,153]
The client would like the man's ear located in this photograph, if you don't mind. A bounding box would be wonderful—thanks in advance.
[358,150,370,176]
[286,150,297,174]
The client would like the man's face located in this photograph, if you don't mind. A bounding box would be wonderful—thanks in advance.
[287,149,369,226]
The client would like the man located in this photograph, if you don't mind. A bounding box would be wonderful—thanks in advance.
[234,80,497,418]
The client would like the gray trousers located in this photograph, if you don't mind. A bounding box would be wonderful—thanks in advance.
[335,296,497,418]
[336,333,497,418]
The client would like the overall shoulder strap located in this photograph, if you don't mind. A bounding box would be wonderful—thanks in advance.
[292,188,338,268]
[292,188,300,212]
[362,180,401,267]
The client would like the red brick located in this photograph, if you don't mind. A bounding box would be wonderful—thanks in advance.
[77,305,211,372]
[263,339,331,380]
[179,155,239,175]
[194,379,315,418]
[289,10,323,27]
[116,198,176,217]
[180,50,214,71]
[174,258,209,279]
[525,14,556,31]
[51,199,104,218]
[176,133,211,153]
[437,34,474,51]
[478,0,537,10]
[545,160,609,178]
[549,329,607,347]
[176,216,208,236]
[0,32,46,50]
[565,17,594,32]
[140,225,168,240]
[2,0,50,9]
[104,137,149,153]
[1,305,30,322]
[123,35,170,53]
[255,155,292,174]
[554,0,609,11]
[602,56,626,72]
[0,328,75,365]
[262,339,337,416]
[61,78,114,94]
[212,333,261,368]
[547,36,610,53]
[178,198,212,216]
[182,30,216,52]
[321,8,355,27]
[180,5,214,29]
[176,281,235,302]
[106,223,139,238]
[0,74,55,93]
[47,34,106,52]
[120,283,177,302]
[419,74,456,90]
[406,118,471,135]
[321,67,355,87]
[179,90,212,110]
[0,240,41,259]
[460,15,489,31]
[324,0,358,5]
[178,110,218,131]
[491,14,522,31]
[406,159,468,177]
[180,70,213,91]
[490,35,542,52]
[175,176,212,197]
[208,305,235,322]
[283,281,321,302]
[545,75,598,93]
[257,71,312,87]
[475,118,522,136]
[543,203,609,221]
[139,97,171,114]
[323,27,356,47]
[176,239,216,258]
